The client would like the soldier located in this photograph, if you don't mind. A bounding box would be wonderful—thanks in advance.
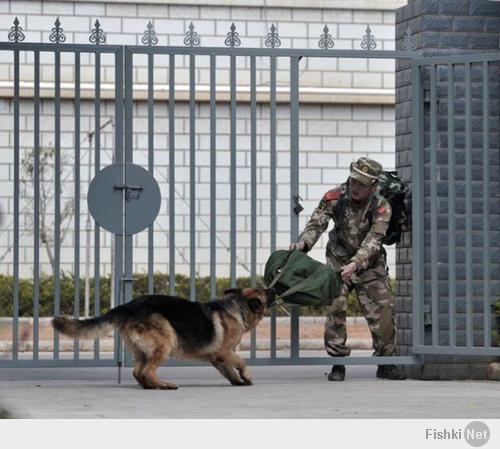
[290,157,406,381]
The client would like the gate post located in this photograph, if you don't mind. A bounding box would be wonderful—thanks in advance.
[395,0,500,379]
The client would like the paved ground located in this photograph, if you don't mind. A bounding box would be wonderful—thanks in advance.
[1,356,499,418]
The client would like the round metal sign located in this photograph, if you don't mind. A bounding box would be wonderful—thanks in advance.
[88,163,161,236]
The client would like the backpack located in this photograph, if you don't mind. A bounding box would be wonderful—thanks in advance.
[340,170,409,245]
[264,249,342,307]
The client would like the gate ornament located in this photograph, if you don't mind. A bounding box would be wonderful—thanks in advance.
[265,23,281,49]
[89,19,106,45]
[224,22,241,48]
[361,24,377,50]
[318,25,334,49]
[8,17,25,43]
[401,25,417,51]
[142,21,158,46]
[184,22,200,47]
[49,17,66,44]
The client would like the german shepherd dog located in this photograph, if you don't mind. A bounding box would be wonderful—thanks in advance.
[52,287,276,390]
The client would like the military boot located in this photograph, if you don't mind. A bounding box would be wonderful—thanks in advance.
[376,364,407,380]
[328,364,346,381]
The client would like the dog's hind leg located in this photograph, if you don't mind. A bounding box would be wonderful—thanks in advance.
[223,351,253,385]
[140,335,178,390]
[210,355,247,386]
[132,348,148,388]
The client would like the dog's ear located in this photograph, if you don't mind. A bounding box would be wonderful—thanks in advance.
[248,297,264,314]
[223,288,242,297]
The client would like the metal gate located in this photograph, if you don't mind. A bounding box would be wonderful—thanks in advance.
[0,17,497,369]
[411,51,500,357]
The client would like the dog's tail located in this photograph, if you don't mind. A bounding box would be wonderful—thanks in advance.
[52,312,117,339]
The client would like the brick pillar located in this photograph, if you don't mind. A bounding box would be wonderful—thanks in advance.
[395,0,500,379]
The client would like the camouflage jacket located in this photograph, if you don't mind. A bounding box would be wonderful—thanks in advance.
[297,185,392,272]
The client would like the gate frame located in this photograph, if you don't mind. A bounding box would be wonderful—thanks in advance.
[1,18,497,369]
[411,50,500,358]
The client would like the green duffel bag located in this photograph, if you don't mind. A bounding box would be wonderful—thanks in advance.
[263,249,342,307]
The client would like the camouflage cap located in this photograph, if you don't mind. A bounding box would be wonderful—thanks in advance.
[349,157,383,186]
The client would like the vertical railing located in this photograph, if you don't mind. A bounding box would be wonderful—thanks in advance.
[53,47,62,359]
[73,51,81,360]
[447,62,456,348]
[481,60,491,348]
[209,53,217,299]
[114,47,125,366]
[33,50,41,361]
[464,62,473,349]
[147,51,155,295]
[269,55,277,358]
[429,63,438,347]
[289,56,300,360]
[93,50,102,359]
[411,61,424,350]
[189,53,196,302]
[168,53,176,297]
[12,47,20,362]
[249,54,257,360]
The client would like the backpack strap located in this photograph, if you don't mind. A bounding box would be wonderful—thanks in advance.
[267,249,295,289]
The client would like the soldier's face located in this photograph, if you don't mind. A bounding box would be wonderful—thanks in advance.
[349,178,376,203]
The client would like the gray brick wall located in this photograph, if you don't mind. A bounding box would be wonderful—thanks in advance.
[395,0,500,379]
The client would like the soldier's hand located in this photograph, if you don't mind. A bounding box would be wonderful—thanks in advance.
[340,261,357,284]
[289,241,306,251]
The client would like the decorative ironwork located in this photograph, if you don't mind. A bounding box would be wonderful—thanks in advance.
[265,23,281,49]
[183,22,200,47]
[89,19,106,45]
[49,17,66,44]
[318,25,334,49]
[361,25,377,50]
[401,25,417,51]
[141,21,158,46]
[224,22,241,47]
[8,17,25,43]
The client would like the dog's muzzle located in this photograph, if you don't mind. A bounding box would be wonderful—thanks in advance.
[266,288,277,307]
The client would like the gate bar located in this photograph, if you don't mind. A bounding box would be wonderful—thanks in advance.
[12,48,19,361]
[430,63,438,346]
[147,52,155,294]
[54,49,62,359]
[250,54,257,360]
[465,62,473,348]
[209,53,216,299]
[482,61,491,348]
[33,50,41,361]
[124,49,133,305]
[411,62,424,349]
[114,47,124,365]
[447,62,456,347]
[290,56,300,359]
[168,53,176,296]
[270,55,277,358]
[74,52,81,360]
[189,53,196,301]
[230,53,237,288]
[93,51,101,359]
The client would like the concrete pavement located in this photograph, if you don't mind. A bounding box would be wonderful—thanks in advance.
[1,358,499,418]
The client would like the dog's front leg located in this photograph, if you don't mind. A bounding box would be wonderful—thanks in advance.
[224,351,253,385]
[210,356,246,386]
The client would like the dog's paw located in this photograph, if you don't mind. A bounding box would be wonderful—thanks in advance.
[241,377,253,385]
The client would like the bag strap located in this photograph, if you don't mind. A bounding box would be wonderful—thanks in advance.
[267,249,295,289]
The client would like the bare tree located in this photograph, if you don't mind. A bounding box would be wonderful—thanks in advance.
[21,145,74,276]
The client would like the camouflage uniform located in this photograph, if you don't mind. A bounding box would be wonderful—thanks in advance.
[297,158,396,358]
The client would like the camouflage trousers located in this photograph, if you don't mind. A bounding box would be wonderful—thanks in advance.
[324,254,396,357]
